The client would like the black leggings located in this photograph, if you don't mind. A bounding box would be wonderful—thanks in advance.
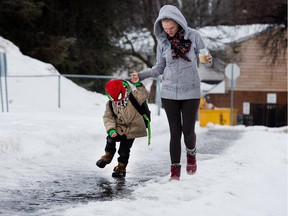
[105,135,134,164]
[162,98,200,164]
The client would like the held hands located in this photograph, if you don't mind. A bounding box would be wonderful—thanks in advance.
[130,71,139,83]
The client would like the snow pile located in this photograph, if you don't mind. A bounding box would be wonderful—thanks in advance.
[0,36,106,111]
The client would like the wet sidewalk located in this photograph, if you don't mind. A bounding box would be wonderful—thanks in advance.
[0,129,242,216]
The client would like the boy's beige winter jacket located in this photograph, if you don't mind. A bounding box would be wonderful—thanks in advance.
[103,83,149,139]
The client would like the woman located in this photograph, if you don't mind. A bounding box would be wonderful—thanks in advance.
[132,5,212,180]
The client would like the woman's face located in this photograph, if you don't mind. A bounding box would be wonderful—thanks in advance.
[162,19,179,37]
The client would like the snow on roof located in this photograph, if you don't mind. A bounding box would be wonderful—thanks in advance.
[120,24,271,53]
[198,24,271,50]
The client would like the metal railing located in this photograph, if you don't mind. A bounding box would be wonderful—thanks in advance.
[1,73,162,115]
[0,52,8,112]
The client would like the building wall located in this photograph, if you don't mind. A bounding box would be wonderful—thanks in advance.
[206,91,287,114]
[225,33,287,92]
[206,30,287,118]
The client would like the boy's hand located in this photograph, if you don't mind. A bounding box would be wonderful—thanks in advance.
[130,71,139,83]
[110,132,117,137]
[108,129,117,137]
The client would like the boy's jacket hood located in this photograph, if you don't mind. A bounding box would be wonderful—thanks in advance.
[154,5,189,41]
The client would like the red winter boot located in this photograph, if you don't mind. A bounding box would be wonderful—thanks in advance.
[170,164,181,181]
[186,148,197,175]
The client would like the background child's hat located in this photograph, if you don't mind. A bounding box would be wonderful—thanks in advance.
[105,80,126,101]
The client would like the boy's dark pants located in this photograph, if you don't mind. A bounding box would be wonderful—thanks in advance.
[105,135,134,165]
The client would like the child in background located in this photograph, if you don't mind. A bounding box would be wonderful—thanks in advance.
[96,74,149,178]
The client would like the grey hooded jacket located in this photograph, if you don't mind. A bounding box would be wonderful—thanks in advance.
[138,5,211,100]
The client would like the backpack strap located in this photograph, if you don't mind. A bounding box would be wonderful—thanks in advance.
[109,100,117,117]
[143,114,151,145]
[109,94,147,119]
[129,93,151,145]
[129,93,145,115]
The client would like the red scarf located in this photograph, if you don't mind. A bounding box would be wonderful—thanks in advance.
[168,29,192,62]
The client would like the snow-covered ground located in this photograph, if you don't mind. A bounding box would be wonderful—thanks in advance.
[0,36,287,216]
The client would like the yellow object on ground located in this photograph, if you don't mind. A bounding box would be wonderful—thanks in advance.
[199,96,208,109]
[199,108,238,127]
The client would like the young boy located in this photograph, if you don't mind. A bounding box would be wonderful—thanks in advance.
[96,74,149,178]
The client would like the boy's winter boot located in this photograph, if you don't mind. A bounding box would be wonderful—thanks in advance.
[170,164,181,181]
[112,162,127,178]
[96,150,116,168]
[186,148,197,175]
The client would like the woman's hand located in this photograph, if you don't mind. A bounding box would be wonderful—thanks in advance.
[130,71,139,83]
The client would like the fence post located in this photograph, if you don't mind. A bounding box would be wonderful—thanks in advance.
[4,53,8,112]
[0,51,8,112]
[0,71,3,112]
[58,75,61,108]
